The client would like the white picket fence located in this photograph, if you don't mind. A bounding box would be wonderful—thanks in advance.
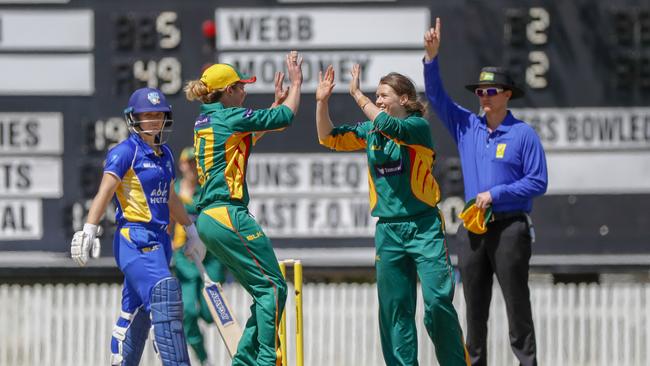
[1,281,649,366]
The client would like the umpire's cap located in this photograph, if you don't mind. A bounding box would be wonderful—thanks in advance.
[201,64,256,92]
[465,66,524,99]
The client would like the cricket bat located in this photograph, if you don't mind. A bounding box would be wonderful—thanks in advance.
[192,255,242,358]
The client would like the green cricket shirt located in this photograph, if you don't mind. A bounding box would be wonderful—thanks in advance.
[320,111,441,219]
[193,102,294,210]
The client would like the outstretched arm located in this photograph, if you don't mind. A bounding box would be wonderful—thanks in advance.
[423,17,473,143]
[254,71,289,143]
[315,65,336,141]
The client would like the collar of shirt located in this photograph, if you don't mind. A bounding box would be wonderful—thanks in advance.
[129,133,161,158]
[478,110,517,135]
[200,102,225,113]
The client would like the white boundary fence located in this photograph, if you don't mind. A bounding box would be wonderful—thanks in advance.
[1,282,649,366]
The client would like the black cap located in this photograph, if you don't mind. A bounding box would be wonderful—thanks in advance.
[465,66,524,100]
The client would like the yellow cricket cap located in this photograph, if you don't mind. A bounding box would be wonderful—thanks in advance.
[458,199,493,234]
[200,64,256,92]
[179,147,195,162]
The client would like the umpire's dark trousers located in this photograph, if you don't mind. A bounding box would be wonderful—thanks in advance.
[457,215,537,366]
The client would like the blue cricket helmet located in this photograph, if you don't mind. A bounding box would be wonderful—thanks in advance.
[125,87,171,114]
[123,87,173,144]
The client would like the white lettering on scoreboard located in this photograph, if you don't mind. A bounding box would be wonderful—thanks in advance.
[0,10,93,50]
[0,199,42,240]
[248,153,368,194]
[0,157,62,198]
[220,51,425,93]
[247,153,375,237]
[514,107,650,151]
[0,113,63,154]
[216,8,429,50]
[513,108,650,194]
[0,55,94,95]
[248,197,375,238]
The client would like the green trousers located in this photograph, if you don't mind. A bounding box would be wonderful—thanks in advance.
[375,210,469,366]
[173,250,225,363]
[196,204,287,366]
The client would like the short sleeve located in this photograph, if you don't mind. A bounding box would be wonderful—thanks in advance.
[319,122,371,151]
[104,141,135,180]
[162,144,176,181]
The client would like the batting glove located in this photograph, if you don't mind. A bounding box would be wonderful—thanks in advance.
[71,223,102,266]
[183,223,206,262]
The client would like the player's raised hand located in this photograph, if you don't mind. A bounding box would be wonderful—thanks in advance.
[349,64,362,98]
[286,50,303,86]
[424,17,442,61]
[272,71,289,107]
[316,65,336,102]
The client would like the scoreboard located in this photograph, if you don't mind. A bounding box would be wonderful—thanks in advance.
[1,0,649,268]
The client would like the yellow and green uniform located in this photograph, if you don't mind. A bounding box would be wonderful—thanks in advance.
[321,111,469,366]
[193,102,294,366]
[172,179,225,364]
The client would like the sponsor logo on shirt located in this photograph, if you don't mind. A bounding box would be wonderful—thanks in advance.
[149,182,169,204]
[142,161,156,168]
[246,231,264,241]
[194,114,209,128]
[373,158,404,177]
[242,108,254,118]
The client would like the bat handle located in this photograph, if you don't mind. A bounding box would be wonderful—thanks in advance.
[191,252,214,284]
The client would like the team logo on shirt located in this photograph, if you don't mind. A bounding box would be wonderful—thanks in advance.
[149,182,169,204]
[243,108,254,118]
[147,92,161,105]
[496,143,507,158]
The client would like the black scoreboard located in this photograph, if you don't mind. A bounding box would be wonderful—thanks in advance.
[1,0,648,268]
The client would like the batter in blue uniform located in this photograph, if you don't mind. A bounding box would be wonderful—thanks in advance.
[71,87,206,366]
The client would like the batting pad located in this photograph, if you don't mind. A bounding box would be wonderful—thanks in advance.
[150,277,190,366]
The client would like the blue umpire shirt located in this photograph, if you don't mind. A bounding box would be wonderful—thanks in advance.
[424,57,548,213]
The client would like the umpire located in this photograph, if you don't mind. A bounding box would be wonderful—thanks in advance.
[423,18,548,366]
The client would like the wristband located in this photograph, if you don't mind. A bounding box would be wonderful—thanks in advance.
[357,96,371,109]
[184,223,198,238]
[83,223,98,236]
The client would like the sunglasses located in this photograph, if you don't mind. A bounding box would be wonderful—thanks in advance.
[475,87,504,97]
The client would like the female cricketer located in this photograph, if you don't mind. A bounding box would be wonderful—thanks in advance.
[183,51,303,366]
[315,65,470,366]
[70,87,206,366]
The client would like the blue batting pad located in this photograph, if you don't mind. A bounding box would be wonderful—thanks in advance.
[150,277,190,366]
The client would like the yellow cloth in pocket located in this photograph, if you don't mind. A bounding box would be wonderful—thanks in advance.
[458,199,492,234]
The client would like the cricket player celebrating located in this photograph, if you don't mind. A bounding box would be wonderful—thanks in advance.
[183,51,303,366]
[172,147,224,366]
[70,87,206,366]
[316,65,469,366]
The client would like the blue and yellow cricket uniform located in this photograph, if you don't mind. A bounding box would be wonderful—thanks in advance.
[321,112,470,366]
[104,133,176,313]
[193,102,294,366]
